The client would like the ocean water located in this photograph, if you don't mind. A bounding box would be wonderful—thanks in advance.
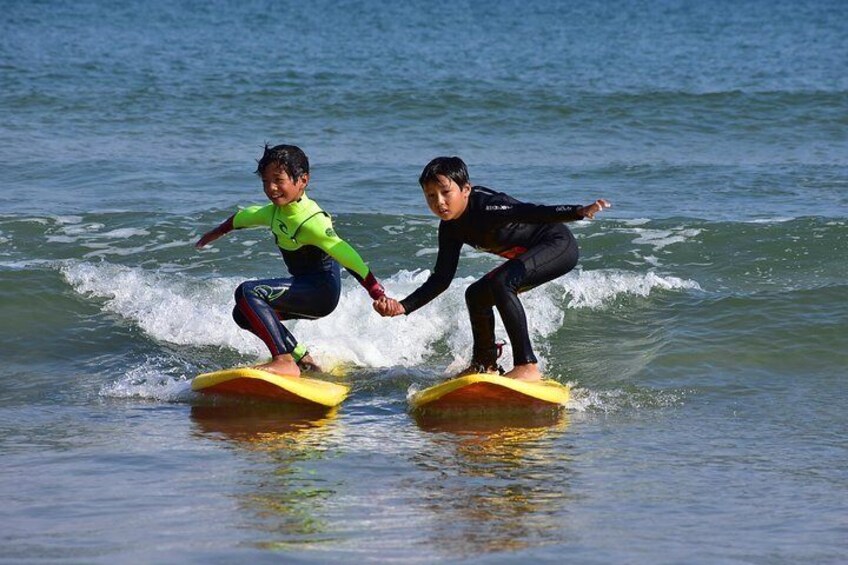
[2,0,847,562]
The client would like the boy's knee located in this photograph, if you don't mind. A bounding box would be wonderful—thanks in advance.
[232,305,251,329]
[488,262,525,295]
[465,278,491,305]
[234,281,252,301]
[235,280,274,302]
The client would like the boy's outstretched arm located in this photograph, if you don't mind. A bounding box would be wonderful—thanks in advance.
[578,199,612,220]
[195,214,236,248]
[485,197,611,223]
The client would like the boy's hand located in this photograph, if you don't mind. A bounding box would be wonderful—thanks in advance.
[579,199,612,220]
[373,296,405,317]
[195,215,235,249]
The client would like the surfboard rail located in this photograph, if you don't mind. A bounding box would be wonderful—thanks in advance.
[192,367,349,407]
[409,373,570,411]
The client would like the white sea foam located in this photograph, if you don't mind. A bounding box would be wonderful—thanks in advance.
[44,236,80,244]
[565,385,687,413]
[0,258,55,270]
[7,217,50,225]
[60,261,263,355]
[53,215,84,225]
[381,224,407,235]
[81,239,187,259]
[100,228,149,238]
[59,261,700,372]
[626,227,702,250]
[99,357,194,402]
[620,218,652,226]
[746,217,796,224]
[46,224,148,244]
[555,268,701,309]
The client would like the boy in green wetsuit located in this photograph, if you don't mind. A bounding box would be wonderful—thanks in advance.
[196,144,385,377]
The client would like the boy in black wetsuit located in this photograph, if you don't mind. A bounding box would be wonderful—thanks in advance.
[374,156,610,382]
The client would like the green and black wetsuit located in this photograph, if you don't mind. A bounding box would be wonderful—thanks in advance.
[230,194,383,361]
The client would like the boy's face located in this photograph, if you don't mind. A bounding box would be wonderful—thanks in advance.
[422,175,471,221]
[261,163,309,206]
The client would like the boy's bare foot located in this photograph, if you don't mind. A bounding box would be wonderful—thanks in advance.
[255,354,300,377]
[296,354,322,373]
[505,363,542,382]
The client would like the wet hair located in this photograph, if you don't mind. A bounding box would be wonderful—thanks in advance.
[255,143,310,180]
[418,156,469,188]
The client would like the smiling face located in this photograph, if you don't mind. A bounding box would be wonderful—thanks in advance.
[261,163,309,206]
[422,174,471,221]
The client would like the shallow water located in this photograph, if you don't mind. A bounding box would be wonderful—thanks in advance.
[2,0,847,562]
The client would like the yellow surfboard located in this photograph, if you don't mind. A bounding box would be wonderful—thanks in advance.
[409,373,569,411]
[192,367,349,407]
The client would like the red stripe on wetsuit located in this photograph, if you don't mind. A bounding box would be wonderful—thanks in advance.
[497,246,527,259]
[237,296,283,356]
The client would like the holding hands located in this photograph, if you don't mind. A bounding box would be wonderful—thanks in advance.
[373,296,405,317]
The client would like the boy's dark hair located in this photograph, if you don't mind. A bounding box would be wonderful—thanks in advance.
[418,156,469,188]
[255,143,310,180]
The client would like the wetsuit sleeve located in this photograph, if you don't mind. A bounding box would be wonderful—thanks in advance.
[399,222,462,315]
[483,200,585,223]
[233,204,275,228]
[296,213,385,299]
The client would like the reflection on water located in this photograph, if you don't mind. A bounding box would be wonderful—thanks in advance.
[411,409,575,557]
[190,402,343,549]
[190,403,339,449]
[189,401,577,557]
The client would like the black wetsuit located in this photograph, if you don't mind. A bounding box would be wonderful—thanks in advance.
[400,186,583,367]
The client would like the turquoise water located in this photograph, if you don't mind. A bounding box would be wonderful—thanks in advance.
[2,1,847,562]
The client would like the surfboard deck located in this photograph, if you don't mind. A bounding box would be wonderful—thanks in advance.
[408,373,570,412]
[192,367,349,407]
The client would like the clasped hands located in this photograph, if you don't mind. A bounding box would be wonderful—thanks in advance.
[373,296,405,317]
